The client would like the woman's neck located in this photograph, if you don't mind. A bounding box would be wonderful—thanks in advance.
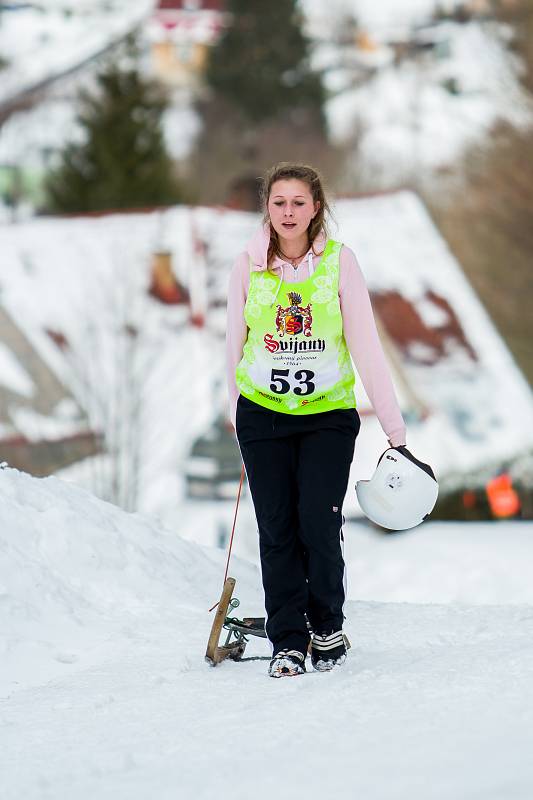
[278,234,309,260]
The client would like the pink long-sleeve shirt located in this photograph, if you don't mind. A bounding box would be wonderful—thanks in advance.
[226,226,406,447]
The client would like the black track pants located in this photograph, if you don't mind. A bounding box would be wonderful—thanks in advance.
[236,394,360,655]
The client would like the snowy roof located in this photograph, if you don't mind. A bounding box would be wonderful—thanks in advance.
[0,305,91,433]
[333,192,533,479]
[0,303,99,474]
[0,1,154,111]
[1,191,532,511]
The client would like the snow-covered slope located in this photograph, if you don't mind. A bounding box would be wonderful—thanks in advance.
[0,465,236,691]
[325,21,532,182]
[302,1,533,181]
[1,466,533,799]
[0,1,154,107]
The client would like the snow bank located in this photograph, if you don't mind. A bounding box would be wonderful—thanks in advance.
[2,467,533,799]
[0,465,260,693]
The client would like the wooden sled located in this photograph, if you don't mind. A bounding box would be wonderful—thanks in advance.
[205,577,247,665]
[205,577,268,665]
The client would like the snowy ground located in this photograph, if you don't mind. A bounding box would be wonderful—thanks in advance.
[2,466,533,799]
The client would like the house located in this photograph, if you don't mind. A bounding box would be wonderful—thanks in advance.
[148,0,227,89]
[2,192,532,518]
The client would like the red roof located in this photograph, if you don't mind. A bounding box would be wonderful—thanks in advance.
[371,289,478,366]
[157,0,225,10]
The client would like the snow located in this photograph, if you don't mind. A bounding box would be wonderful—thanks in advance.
[1,466,533,798]
[1,205,256,513]
[324,22,533,181]
[0,340,35,397]
[0,96,81,171]
[2,193,532,519]
[301,0,455,32]
[301,2,533,179]
[0,1,155,106]
[0,86,200,179]
[344,521,533,605]
[11,405,87,442]
[2,0,532,198]
[335,192,533,479]
[162,100,203,161]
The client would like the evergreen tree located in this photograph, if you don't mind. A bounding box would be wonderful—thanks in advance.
[206,0,324,127]
[46,42,184,213]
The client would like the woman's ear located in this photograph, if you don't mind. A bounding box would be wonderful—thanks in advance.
[313,201,321,218]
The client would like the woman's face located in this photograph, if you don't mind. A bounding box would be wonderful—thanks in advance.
[267,179,320,245]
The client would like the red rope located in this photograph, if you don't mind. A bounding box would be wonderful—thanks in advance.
[208,463,246,612]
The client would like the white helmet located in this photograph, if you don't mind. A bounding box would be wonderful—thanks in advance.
[356,446,438,531]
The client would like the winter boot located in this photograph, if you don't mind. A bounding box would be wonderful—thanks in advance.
[268,649,306,678]
[311,630,349,672]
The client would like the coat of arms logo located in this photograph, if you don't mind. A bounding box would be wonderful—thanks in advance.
[275,292,313,337]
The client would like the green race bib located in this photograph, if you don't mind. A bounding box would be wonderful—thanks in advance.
[236,239,356,415]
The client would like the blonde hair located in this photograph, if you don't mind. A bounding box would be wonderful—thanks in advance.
[260,163,330,268]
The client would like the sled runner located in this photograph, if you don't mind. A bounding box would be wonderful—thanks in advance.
[205,577,266,666]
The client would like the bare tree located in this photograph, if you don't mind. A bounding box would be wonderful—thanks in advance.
[65,244,157,510]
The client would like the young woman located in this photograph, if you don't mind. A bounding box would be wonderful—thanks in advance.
[226,163,406,678]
